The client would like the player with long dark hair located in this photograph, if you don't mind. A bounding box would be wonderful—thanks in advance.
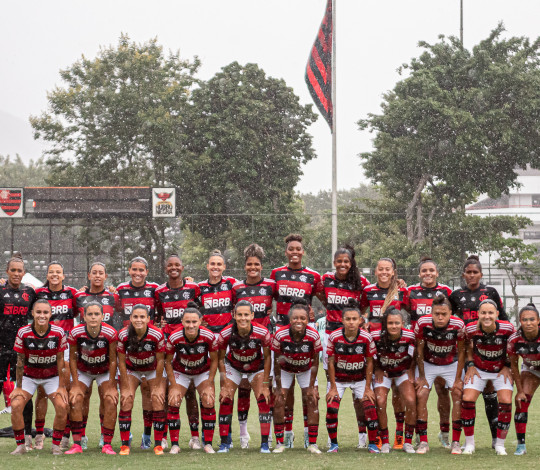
[10,299,68,455]
[231,244,276,448]
[272,300,323,454]
[117,304,166,455]
[449,255,508,448]
[461,299,514,455]
[270,234,323,448]
[321,245,370,448]
[372,307,416,454]
[508,303,540,455]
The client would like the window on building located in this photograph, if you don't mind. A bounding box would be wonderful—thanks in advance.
[524,231,540,240]
[533,195,540,207]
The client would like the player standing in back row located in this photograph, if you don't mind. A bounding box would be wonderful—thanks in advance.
[270,234,323,448]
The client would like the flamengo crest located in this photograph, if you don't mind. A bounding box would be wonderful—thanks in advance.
[0,188,23,218]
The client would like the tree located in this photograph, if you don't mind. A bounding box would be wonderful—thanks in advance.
[30,35,200,278]
[359,25,540,245]
[493,241,540,319]
[177,62,317,270]
[0,155,48,187]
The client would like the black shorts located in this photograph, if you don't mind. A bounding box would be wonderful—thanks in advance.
[0,347,17,383]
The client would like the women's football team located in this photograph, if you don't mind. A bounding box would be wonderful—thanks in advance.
[1,234,539,457]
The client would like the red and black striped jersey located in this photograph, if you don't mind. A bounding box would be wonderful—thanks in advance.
[68,323,117,375]
[13,324,67,379]
[117,324,165,372]
[327,328,375,382]
[271,325,322,374]
[322,271,369,333]
[407,283,452,326]
[232,279,276,328]
[166,326,217,376]
[508,330,540,371]
[414,315,465,366]
[465,320,515,372]
[360,284,409,326]
[0,284,36,349]
[372,328,415,378]
[116,281,160,327]
[155,281,201,336]
[217,323,271,373]
[35,285,78,334]
[270,266,322,326]
[198,276,238,334]
[449,284,507,325]
[74,289,119,328]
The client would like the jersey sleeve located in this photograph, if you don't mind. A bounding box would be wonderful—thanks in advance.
[67,329,76,346]
[313,332,323,354]
[262,330,271,348]
[156,333,165,353]
[401,288,410,311]
[165,336,175,355]
[13,328,25,354]
[414,321,422,339]
[367,339,376,358]
[59,333,67,352]
[360,290,369,311]
[507,338,516,357]
[312,271,323,294]
[270,333,281,353]
[326,335,335,357]
[117,337,125,354]
[216,331,229,351]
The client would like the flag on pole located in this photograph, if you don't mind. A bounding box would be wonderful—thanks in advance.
[305,0,333,131]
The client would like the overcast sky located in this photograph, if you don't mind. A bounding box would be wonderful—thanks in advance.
[1,0,539,194]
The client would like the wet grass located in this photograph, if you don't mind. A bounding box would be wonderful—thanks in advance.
[1,368,540,469]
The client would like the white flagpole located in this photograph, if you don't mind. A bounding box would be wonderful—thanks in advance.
[331,0,338,261]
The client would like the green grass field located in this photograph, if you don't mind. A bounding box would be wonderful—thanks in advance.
[1,368,540,469]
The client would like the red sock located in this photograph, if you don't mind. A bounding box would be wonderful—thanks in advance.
[452,419,462,442]
[274,422,284,444]
[404,423,414,444]
[308,424,318,445]
[14,428,24,446]
[35,419,45,435]
[52,429,63,446]
[257,395,271,440]
[219,398,233,438]
[63,419,71,439]
[167,406,180,444]
[496,403,512,440]
[153,410,166,445]
[70,420,83,444]
[201,406,216,445]
[102,426,114,445]
[81,415,88,437]
[362,400,379,444]
[118,410,132,444]
[440,421,450,433]
[416,420,428,443]
[380,427,390,445]
[395,412,405,435]
[238,387,251,422]
[326,398,340,443]
[461,401,476,437]
[285,409,294,432]
[515,394,531,445]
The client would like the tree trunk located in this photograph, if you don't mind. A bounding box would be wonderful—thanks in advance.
[405,174,429,243]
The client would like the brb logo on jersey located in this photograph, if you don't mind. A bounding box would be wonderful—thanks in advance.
[204,298,231,309]
[278,286,306,297]
[327,294,350,305]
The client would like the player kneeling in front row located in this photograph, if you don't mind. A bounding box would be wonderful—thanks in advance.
[414,296,465,454]
[272,299,323,454]
[117,304,166,455]
[216,300,272,453]
[165,302,218,454]
[461,299,514,455]
[372,307,417,454]
[508,303,540,456]
[10,299,69,455]
[65,301,119,455]
[325,300,379,453]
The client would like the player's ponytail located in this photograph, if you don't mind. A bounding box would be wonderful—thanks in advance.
[6,251,24,270]
[379,258,398,315]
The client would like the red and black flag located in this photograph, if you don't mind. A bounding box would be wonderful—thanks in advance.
[305,0,333,131]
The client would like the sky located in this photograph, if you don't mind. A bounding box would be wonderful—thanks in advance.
[1,0,540,194]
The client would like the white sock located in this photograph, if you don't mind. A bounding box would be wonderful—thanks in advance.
[239,420,248,436]
[495,438,505,448]
[465,435,475,447]
[304,426,308,434]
